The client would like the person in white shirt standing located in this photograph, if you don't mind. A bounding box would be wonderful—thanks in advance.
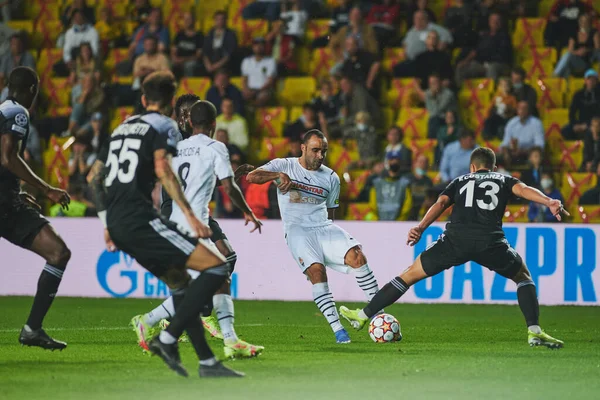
[241,37,277,106]
[60,10,100,74]
[246,130,381,344]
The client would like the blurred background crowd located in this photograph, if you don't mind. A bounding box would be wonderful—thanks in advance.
[3,0,600,222]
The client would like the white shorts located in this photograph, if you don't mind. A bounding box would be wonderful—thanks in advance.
[285,224,360,274]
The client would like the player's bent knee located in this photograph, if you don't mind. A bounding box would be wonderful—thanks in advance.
[305,263,327,284]
[511,263,532,284]
[47,245,71,268]
[344,246,367,268]
[162,268,191,290]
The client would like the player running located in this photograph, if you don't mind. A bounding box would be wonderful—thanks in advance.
[246,130,381,344]
[87,71,243,377]
[0,67,71,350]
[130,96,265,359]
[340,147,567,349]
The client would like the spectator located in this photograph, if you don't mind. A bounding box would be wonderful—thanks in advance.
[553,13,600,78]
[215,98,249,152]
[95,7,124,53]
[401,154,434,220]
[483,77,517,140]
[440,130,478,182]
[67,73,105,137]
[0,33,35,88]
[337,36,381,96]
[132,35,170,92]
[501,101,545,167]
[329,7,378,62]
[68,135,97,186]
[312,77,342,131]
[582,116,600,172]
[241,37,277,107]
[245,180,280,219]
[61,0,95,30]
[544,0,596,48]
[203,11,238,75]
[49,183,96,217]
[444,0,475,48]
[287,138,302,158]
[384,126,412,173]
[365,0,401,50]
[265,18,299,75]
[355,161,386,202]
[436,110,463,159]
[528,173,565,222]
[406,0,437,28]
[69,42,101,95]
[280,0,308,40]
[172,12,204,78]
[129,8,169,58]
[369,152,413,221]
[519,146,546,189]
[312,0,352,47]
[89,112,107,153]
[58,10,100,76]
[344,111,378,167]
[339,75,382,129]
[416,74,457,139]
[215,128,245,164]
[408,30,453,88]
[0,22,15,58]
[206,69,244,116]
[562,69,600,139]
[511,66,538,117]
[579,162,600,204]
[455,13,513,84]
[129,0,152,29]
[284,102,322,142]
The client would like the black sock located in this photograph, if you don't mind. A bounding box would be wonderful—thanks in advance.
[26,264,64,330]
[517,280,539,327]
[202,253,236,317]
[364,277,409,318]
[186,318,215,361]
[166,266,228,339]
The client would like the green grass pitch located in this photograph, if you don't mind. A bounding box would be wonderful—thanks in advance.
[1,297,599,400]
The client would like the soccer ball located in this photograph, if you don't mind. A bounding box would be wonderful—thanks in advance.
[368,313,402,343]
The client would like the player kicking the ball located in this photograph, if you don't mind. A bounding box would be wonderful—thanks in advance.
[246,130,381,344]
[340,147,567,349]
[130,96,264,359]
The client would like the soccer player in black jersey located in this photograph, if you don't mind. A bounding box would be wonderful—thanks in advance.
[0,67,71,350]
[87,72,243,377]
[341,147,569,348]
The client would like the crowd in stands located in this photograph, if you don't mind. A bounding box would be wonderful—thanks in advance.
[2,0,600,222]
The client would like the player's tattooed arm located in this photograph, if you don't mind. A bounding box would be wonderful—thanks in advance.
[247,169,292,193]
[1,133,70,208]
[512,182,570,221]
[154,149,212,238]
[407,194,452,246]
[87,159,108,213]
[221,177,262,233]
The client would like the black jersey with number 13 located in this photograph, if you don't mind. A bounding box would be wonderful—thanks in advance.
[440,171,521,235]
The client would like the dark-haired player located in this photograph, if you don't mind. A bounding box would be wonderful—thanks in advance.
[246,130,381,344]
[131,98,265,358]
[87,71,243,377]
[0,66,71,350]
[341,147,568,349]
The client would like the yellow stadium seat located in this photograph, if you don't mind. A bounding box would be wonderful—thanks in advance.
[255,107,288,137]
[28,0,61,21]
[503,205,530,223]
[230,76,243,89]
[386,78,421,108]
[382,107,395,129]
[561,172,598,207]
[7,20,34,36]
[522,59,554,79]
[573,206,600,223]
[34,19,63,49]
[543,108,569,145]
[110,107,135,132]
[97,0,128,19]
[407,139,437,167]
[230,19,269,47]
[517,46,557,65]
[477,138,502,153]
[345,203,375,221]
[46,106,72,118]
[344,170,371,201]
[176,78,211,100]
[533,77,566,110]
[289,106,302,122]
[37,49,64,79]
[42,78,70,108]
[43,135,71,190]
[568,78,585,97]
[549,140,583,172]
[382,47,405,73]
[163,0,195,22]
[296,46,311,75]
[123,21,139,37]
[459,78,494,109]
[104,48,129,75]
[328,139,359,172]
[257,138,290,161]
[513,18,546,50]
[538,0,556,16]
[305,19,330,41]
[397,108,429,141]
[309,48,335,78]
[462,108,487,135]
[278,77,316,107]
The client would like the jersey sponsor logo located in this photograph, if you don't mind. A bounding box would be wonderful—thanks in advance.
[11,124,26,134]
[14,113,27,126]
[289,190,321,204]
[334,199,339,205]
[112,122,151,137]
[291,181,324,195]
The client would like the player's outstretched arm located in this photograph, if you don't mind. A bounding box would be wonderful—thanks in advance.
[512,182,570,221]
[221,177,262,233]
[154,149,212,238]
[1,133,70,208]
[407,195,452,246]
[247,169,292,193]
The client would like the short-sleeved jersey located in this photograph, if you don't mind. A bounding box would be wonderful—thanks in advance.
[441,170,521,235]
[0,99,30,205]
[259,158,340,232]
[170,134,234,232]
[100,111,180,224]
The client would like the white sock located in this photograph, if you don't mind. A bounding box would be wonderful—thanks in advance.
[313,282,343,333]
[145,297,175,326]
[213,294,238,344]
[159,330,176,344]
[354,264,380,301]
[528,325,542,334]
[199,356,218,367]
[358,309,368,320]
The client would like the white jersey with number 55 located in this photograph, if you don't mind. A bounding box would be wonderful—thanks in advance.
[170,134,234,232]
[259,158,340,232]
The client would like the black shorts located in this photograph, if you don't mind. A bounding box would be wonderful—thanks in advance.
[420,230,523,279]
[108,213,198,278]
[0,202,49,248]
[208,216,228,243]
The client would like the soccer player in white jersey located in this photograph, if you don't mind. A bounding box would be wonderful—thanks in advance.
[246,129,381,343]
[132,100,264,358]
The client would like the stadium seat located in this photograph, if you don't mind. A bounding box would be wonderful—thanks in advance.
[35,19,63,49]
[43,135,71,190]
[408,139,437,166]
[97,0,128,19]
[7,20,34,37]
[386,78,421,108]
[296,46,311,75]
[328,139,359,172]
[573,205,600,223]
[176,78,211,100]
[231,19,269,47]
[462,107,486,135]
[37,49,64,80]
[309,48,335,78]
[459,78,494,109]
[110,107,135,133]
[289,106,302,122]
[538,0,555,16]
[397,108,429,141]
[543,108,569,145]
[42,78,70,108]
[549,140,583,172]
[104,48,129,75]
[46,106,72,118]
[305,19,330,42]
[278,77,316,107]
[255,107,288,137]
[561,172,598,207]
[27,0,61,21]
[504,205,529,223]
[522,59,553,79]
[345,203,375,221]
[568,78,585,98]
[344,170,371,201]
[382,47,405,73]
[163,0,195,23]
[513,18,546,50]
[112,75,134,85]
[534,78,566,110]
[517,47,557,66]
[230,76,243,89]
[257,138,290,161]
[477,138,502,153]
[382,108,395,130]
